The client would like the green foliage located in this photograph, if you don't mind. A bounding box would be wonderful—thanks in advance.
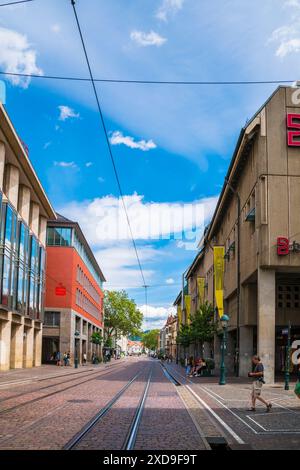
[104,290,143,339]
[90,332,103,345]
[190,301,217,344]
[142,329,159,351]
[177,324,192,348]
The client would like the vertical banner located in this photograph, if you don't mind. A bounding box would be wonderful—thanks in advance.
[177,305,182,325]
[213,246,225,318]
[185,295,191,325]
[197,277,205,305]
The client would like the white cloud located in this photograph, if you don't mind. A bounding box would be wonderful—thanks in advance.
[51,24,61,33]
[98,176,105,183]
[58,105,80,121]
[0,26,43,88]
[166,278,175,284]
[58,193,218,244]
[269,3,300,57]
[43,141,51,150]
[94,242,156,290]
[139,304,176,330]
[54,161,78,169]
[110,131,157,151]
[130,30,167,47]
[85,162,93,167]
[156,0,184,22]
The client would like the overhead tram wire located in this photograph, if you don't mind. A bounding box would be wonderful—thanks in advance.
[0,0,34,6]
[0,70,294,86]
[70,0,146,294]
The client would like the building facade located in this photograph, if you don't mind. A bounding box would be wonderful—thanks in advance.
[178,86,300,383]
[43,214,105,365]
[0,104,56,370]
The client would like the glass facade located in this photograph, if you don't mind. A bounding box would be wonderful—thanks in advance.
[46,227,71,246]
[47,225,103,289]
[0,194,46,319]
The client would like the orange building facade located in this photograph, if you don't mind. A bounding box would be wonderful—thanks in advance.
[42,214,105,365]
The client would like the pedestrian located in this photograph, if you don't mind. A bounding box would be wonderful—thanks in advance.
[92,352,96,364]
[67,351,71,366]
[83,352,87,365]
[186,356,193,377]
[55,351,61,367]
[63,352,68,366]
[248,355,272,412]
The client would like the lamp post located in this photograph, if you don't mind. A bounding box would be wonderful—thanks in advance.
[219,314,230,385]
[74,330,80,368]
[284,321,292,391]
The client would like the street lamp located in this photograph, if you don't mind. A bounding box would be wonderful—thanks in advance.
[219,314,230,385]
[74,330,80,368]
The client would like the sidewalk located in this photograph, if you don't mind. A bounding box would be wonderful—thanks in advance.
[0,359,125,387]
[163,360,300,450]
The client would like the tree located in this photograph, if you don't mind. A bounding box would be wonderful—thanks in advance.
[190,301,217,356]
[90,331,103,345]
[142,329,159,351]
[104,290,143,343]
[177,324,192,351]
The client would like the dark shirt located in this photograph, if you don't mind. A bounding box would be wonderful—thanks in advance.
[254,363,264,381]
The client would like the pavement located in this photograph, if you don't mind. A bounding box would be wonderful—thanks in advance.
[0,358,299,450]
[164,361,300,450]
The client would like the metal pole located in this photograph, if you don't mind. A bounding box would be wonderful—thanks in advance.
[219,326,227,385]
[284,321,291,391]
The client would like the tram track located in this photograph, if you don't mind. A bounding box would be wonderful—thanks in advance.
[161,362,246,449]
[64,365,153,450]
[0,361,128,415]
[0,361,124,405]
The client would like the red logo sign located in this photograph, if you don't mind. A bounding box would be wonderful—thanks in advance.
[55,284,66,296]
[277,237,289,256]
[277,237,300,255]
[287,113,300,146]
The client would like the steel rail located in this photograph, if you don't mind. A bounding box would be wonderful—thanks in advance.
[123,366,153,450]
[64,370,143,450]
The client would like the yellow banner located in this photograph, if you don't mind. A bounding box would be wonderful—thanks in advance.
[197,277,205,305]
[177,305,182,325]
[213,246,225,318]
[185,295,191,325]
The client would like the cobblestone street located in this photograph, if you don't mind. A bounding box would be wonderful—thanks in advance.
[0,357,299,451]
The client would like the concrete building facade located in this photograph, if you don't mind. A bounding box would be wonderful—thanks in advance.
[179,86,300,383]
[0,104,56,370]
[43,214,105,365]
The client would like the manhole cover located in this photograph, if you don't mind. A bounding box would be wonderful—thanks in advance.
[67,399,93,403]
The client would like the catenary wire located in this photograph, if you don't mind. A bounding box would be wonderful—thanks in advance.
[69,0,146,297]
[0,0,33,6]
[0,70,295,86]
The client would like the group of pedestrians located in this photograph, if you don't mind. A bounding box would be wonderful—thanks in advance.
[185,357,207,377]
[53,351,71,367]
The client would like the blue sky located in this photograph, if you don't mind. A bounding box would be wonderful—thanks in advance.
[0,0,299,328]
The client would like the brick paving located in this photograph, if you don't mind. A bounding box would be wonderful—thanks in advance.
[0,358,143,449]
[165,361,300,450]
[134,361,206,450]
[1,357,298,450]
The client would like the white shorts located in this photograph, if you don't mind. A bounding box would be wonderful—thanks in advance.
[252,380,263,397]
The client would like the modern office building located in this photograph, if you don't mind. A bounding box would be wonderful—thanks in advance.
[0,104,56,371]
[178,86,300,383]
[43,214,105,365]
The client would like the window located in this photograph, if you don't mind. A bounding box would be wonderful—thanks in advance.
[44,311,60,327]
[19,222,29,263]
[16,266,24,312]
[1,255,11,306]
[46,227,72,246]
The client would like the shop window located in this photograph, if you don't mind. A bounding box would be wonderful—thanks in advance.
[44,311,60,327]
[277,283,300,309]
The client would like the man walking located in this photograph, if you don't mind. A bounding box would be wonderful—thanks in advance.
[248,355,272,412]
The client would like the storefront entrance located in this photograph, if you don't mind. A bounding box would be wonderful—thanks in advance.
[42,337,59,364]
